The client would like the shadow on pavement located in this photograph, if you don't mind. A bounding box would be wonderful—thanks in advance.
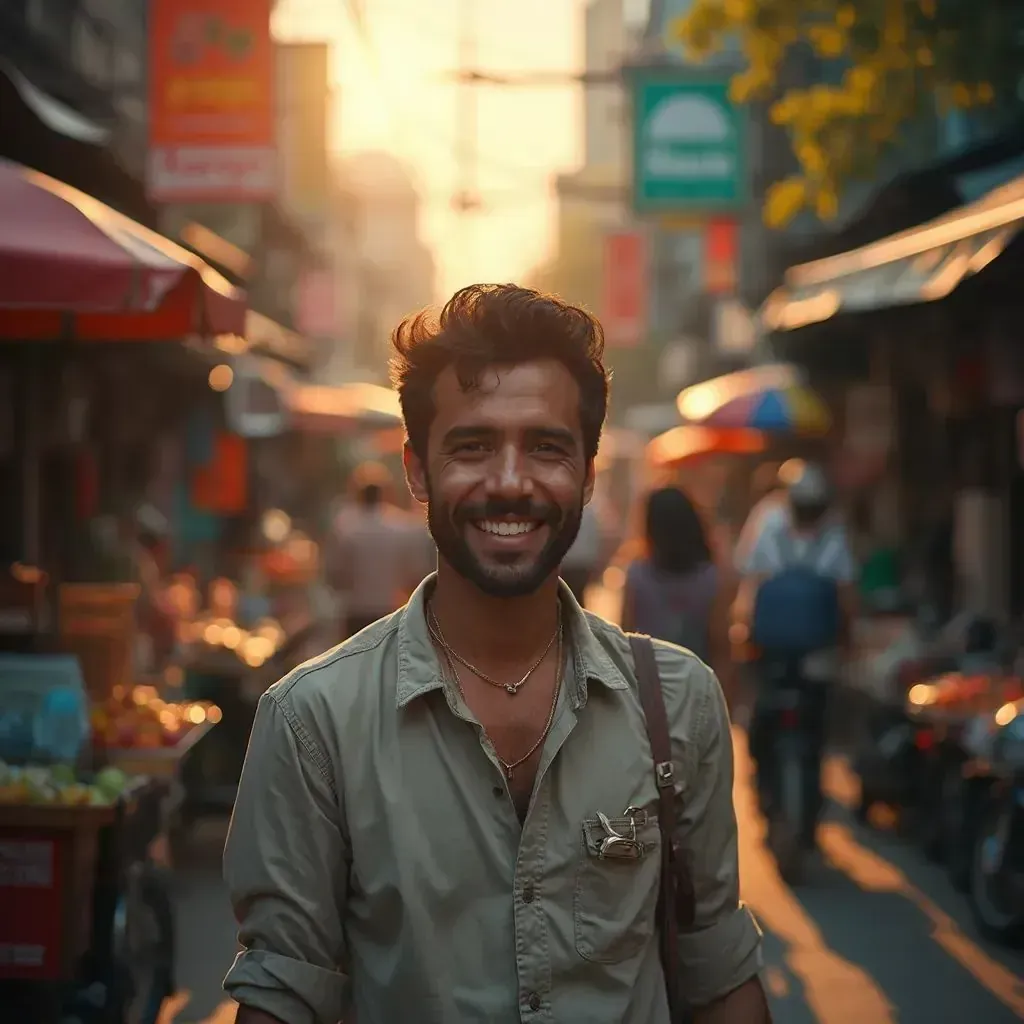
[782,838,1023,1023]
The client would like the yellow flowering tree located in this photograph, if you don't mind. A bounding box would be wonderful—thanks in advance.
[670,0,1023,227]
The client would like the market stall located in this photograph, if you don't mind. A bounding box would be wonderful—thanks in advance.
[0,643,221,1024]
[0,160,241,1024]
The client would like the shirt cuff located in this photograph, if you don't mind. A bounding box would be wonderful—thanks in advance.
[677,902,764,1008]
[224,948,349,1024]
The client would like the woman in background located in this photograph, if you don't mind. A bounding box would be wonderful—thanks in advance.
[620,485,736,707]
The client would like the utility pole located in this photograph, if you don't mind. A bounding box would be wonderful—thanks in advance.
[453,0,481,278]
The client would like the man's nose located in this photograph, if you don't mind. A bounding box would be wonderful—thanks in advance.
[486,444,533,499]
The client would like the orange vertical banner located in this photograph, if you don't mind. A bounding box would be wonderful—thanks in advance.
[148,0,276,202]
[192,432,248,514]
[705,217,738,294]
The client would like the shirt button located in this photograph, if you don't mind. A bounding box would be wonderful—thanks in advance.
[528,992,541,1011]
[492,785,504,798]
[522,882,536,903]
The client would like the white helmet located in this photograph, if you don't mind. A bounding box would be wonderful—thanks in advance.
[780,459,830,507]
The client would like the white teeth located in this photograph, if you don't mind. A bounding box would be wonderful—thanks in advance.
[477,520,539,536]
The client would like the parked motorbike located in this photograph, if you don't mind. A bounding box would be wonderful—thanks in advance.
[855,656,952,826]
[969,699,1024,946]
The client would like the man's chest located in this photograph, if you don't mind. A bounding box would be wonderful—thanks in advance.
[340,690,666,901]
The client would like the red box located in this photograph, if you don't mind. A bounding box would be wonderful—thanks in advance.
[0,806,113,980]
[0,834,63,978]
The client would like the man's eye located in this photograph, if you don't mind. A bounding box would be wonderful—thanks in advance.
[452,441,488,454]
[534,442,566,456]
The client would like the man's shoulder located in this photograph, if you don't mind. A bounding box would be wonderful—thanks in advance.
[583,613,721,727]
[265,613,402,724]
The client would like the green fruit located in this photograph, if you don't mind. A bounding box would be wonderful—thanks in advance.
[94,766,128,799]
[50,764,76,786]
[27,781,56,804]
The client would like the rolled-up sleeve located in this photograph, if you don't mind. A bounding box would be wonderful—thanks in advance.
[659,649,763,1008]
[223,689,350,1024]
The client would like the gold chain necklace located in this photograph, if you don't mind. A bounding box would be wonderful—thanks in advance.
[427,606,560,696]
[437,627,564,780]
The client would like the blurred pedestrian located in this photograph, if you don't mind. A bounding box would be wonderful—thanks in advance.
[326,462,433,638]
[733,460,785,570]
[737,460,858,850]
[620,485,736,704]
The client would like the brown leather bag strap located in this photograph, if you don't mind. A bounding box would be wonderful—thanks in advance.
[629,633,695,1021]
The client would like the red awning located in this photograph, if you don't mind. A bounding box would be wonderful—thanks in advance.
[0,158,246,339]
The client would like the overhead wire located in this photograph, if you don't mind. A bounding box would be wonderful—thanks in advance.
[282,0,575,199]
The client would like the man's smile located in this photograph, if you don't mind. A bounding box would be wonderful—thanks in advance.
[472,519,542,536]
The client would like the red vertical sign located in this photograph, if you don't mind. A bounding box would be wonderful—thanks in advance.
[602,230,647,348]
[705,217,738,294]
[0,836,62,979]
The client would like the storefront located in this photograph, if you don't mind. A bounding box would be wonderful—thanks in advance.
[764,172,1024,622]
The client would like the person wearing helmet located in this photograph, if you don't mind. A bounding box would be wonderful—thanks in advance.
[734,459,858,850]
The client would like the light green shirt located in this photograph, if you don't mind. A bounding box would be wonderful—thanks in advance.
[223,576,762,1024]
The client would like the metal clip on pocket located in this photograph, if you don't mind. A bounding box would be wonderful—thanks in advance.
[595,807,647,861]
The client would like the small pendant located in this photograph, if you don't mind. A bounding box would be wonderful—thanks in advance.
[505,683,517,695]
[505,765,514,780]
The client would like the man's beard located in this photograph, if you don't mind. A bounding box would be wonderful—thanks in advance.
[426,484,584,598]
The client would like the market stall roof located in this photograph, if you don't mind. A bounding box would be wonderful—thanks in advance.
[676,363,831,435]
[214,310,314,371]
[287,382,404,434]
[0,159,246,340]
[762,173,1024,333]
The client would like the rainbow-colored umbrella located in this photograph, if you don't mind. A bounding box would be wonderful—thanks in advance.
[676,364,831,435]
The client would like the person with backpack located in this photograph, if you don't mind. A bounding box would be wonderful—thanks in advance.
[736,460,858,850]
[621,486,736,706]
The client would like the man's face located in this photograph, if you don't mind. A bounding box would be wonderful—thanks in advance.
[404,359,595,598]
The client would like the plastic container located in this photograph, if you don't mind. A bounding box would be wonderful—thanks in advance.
[0,654,90,766]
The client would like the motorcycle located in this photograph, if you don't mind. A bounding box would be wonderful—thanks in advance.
[969,699,1024,946]
[756,658,825,883]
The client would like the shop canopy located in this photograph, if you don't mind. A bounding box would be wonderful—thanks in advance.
[676,363,831,436]
[0,158,246,340]
[762,173,1024,333]
[287,382,404,435]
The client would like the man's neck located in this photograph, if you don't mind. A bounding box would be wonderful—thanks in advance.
[430,563,561,669]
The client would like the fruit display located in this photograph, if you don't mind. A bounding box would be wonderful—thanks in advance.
[0,761,136,807]
[90,685,222,750]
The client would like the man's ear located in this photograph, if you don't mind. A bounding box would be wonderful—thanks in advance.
[403,442,429,504]
[582,457,596,507]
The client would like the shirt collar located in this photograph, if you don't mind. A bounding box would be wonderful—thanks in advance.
[395,573,629,709]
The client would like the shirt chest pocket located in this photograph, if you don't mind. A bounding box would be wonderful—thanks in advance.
[573,808,662,964]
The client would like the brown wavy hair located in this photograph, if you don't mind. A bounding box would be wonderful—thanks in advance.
[389,283,610,463]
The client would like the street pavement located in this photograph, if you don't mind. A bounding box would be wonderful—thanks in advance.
[162,587,1024,1023]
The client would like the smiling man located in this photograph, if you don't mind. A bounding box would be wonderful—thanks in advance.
[223,285,766,1024]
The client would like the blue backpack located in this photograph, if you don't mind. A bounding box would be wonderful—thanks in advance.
[751,530,841,654]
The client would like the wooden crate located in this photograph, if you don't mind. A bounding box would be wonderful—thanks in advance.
[58,584,140,702]
[102,720,215,780]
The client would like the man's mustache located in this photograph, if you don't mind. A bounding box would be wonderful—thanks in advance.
[454,499,561,525]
